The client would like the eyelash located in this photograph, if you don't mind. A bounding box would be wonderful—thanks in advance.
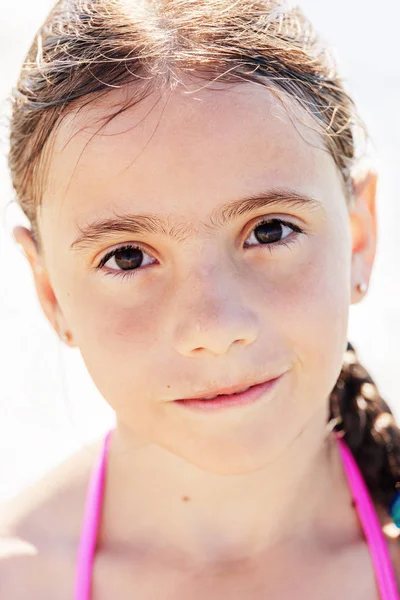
[96,217,306,281]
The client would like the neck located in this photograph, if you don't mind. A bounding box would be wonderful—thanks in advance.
[99,407,351,568]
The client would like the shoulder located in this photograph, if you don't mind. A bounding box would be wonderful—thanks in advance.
[0,534,68,599]
[0,438,102,598]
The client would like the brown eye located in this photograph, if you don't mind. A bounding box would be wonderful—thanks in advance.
[255,220,288,244]
[111,246,143,271]
[245,218,302,248]
[98,244,156,276]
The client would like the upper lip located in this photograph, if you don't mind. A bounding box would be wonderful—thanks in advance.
[174,372,286,401]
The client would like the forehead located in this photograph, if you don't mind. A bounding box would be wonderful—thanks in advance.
[41,80,342,230]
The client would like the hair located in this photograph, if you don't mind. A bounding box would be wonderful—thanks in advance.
[7,0,400,508]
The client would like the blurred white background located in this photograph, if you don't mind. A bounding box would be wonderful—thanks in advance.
[0,0,399,502]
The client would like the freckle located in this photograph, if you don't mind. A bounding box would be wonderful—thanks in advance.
[182,496,191,502]
[167,385,171,389]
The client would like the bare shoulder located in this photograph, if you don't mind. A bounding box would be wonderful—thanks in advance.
[0,437,102,599]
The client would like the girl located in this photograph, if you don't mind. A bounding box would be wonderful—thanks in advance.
[2,0,400,597]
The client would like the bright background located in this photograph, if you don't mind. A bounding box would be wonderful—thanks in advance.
[0,0,399,502]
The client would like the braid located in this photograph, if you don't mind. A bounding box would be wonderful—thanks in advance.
[329,341,400,509]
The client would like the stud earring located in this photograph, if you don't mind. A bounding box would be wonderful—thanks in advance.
[61,331,71,344]
[356,282,368,294]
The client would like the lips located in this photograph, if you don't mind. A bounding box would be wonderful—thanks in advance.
[199,385,252,401]
[174,372,286,403]
[173,374,285,412]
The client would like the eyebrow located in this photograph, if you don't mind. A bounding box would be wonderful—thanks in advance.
[70,187,321,251]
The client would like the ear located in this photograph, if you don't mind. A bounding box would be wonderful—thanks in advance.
[349,171,378,305]
[13,226,74,346]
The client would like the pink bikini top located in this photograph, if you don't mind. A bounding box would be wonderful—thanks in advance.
[74,428,399,599]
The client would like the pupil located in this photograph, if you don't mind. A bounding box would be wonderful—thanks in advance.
[114,247,142,271]
[255,220,283,244]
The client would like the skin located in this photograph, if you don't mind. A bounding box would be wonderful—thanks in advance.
[6,79,396,598]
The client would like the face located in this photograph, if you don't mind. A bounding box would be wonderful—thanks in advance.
[16,81,377,473]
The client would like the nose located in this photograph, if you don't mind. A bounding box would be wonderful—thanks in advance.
[172,266,260,357]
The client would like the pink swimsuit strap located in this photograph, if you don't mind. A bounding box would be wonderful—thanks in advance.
[336,436,399,599]
[74,428,113,600]
[74,428,399,599]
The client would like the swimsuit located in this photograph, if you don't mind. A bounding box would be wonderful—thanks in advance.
[74,428,399,599]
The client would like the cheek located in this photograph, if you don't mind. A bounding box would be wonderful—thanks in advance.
[76,293,164,360]
[255,221,351,329]
[275,231,351,398]
[57,275,168,401]
[70,293,169,436]
[59,269,164,347]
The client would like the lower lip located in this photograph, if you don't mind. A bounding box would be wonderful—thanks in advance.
[174,374,285,412]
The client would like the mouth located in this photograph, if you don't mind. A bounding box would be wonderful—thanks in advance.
[177,374,284,401]
[173,373,286,412]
